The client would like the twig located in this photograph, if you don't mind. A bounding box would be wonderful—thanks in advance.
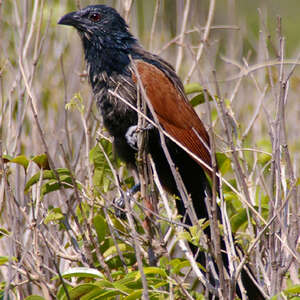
[185,0,216,83]
[149,0,160,51]
[175,0,190,72]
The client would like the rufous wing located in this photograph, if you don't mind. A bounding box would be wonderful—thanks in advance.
[132,60,213,178]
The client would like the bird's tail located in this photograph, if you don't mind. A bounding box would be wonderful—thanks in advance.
[190,185,265,299]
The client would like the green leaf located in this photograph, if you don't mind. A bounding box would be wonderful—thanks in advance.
[270,285,300,300]
[216,153,232,175]
[124,290,143,300]
[135,267,167,280]
[0,256,16,265]
[56,283,72,300]
[24,296,46,300]
[10,155,29,170]
[103,243,134,259]
[89,141,114,192]
[41,181,61,195]
[65,93,85,114]
[2,154,13,163]
[113,281,133,294]
[44,208,64,224]
[184,83,203,94]
[110,216,127,234]
[68,283,97,299]
[283,284,300,295]
[0,256,10,265]
[32,154,50,170]
[257,139,272,166]
[0,228,10,238]
[24,168,71,193]
[93,280,115,289]
[171,259,191,274]
[53,267,104,281]
[41,177,73,195]
[190,93,205,107]
[93,215,108,244]
[177,231,192,243]
[78,281,118,300]
[81,288,120,300]
[230,209,248,232]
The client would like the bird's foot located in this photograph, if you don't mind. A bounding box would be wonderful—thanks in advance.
[125,124,154,150]
[113,184,140,218]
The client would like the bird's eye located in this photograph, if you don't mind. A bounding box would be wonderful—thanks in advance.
[89,12,101,22]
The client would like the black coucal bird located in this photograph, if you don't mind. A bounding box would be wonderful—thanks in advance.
[59,5,264,299]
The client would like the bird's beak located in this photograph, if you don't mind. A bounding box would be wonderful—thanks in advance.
[58,11,79,27]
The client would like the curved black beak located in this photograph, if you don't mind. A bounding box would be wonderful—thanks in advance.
[58,11,78,26]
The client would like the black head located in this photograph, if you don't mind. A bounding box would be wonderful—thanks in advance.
[58,5,129,38]
[58,5,137,75]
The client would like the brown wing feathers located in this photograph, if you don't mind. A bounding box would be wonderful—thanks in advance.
[132,60,213,178]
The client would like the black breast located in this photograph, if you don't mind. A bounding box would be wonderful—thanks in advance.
[91,67,139,166]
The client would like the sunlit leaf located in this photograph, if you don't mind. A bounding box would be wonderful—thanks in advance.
[124,290,143,300]
[44,208,64,224]
[0,228,10,238]
[0,256,10,265]
[283,284,300,295]
[135,267,167,280]
[0,255,16,266]
[65,93,85,113]
[53,267,104,281]
[216,152,232,175]
[104,243,134,259]
[184,82,203,94]
[2,154,13,163]
[10,155,29,170]
[32,154,50,170]
[171,259,191,274]
[24,168,71,193]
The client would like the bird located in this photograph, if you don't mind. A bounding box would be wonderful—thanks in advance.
[58,5,264,299]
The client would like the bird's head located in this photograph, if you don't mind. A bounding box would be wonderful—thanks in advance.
[58,5,136,50]
[58,5,137,74]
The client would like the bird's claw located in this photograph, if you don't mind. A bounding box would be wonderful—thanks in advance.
[113,195,126,219]
[113,184,140,219]
[125,124,154,150]
[125,125,139,150]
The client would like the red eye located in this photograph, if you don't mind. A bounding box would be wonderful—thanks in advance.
[89,12,101,22]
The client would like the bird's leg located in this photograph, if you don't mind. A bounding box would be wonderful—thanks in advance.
[113,183,140,218]
[125,123,154,150]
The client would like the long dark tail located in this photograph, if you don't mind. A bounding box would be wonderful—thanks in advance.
[188,185,265,300]
[149,135,265,299]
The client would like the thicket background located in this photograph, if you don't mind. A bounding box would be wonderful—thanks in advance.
[0,0,299,299]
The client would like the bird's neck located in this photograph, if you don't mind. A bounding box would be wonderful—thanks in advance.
[81,32,136,87]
